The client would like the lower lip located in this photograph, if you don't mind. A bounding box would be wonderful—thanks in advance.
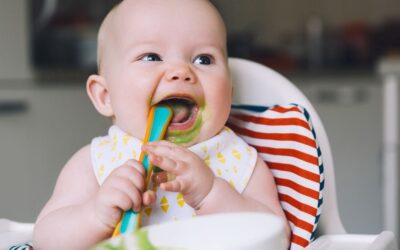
[168,106,199,131]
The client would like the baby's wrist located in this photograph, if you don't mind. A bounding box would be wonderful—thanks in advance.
[85,199,115,234]
[195,177,226,214]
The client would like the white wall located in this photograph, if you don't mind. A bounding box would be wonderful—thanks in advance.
[0,0,32,80]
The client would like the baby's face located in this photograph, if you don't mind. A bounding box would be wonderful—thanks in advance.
[100,0,231,146]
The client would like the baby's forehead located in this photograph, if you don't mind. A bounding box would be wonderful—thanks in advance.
[110,0,225,33]
[97,0,226,71]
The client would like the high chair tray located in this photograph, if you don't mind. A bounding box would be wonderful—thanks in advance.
[92,212,288,250]
[0,219,34,249]
[306,231,397,250]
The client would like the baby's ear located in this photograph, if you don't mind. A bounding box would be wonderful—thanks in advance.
[86,74,114,117]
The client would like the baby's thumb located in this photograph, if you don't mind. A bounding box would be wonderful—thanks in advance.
[142,190,157,206]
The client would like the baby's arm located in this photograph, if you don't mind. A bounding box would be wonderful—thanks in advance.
[198,156,291,238]
[33,145,154,250]
[33,145,108,249]
[144,141,291,239]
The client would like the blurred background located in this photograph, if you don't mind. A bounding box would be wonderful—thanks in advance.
[0,0,399,241]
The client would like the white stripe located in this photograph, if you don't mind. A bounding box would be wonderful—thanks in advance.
[290,242,307,250]
[288,221,312,242]
[281,201,316,224]
[246,122,313,138]
[277,186,319,206]
[237,116,312,133]
[259,153,319,174]
[230,108,308,120]
[318,155,323,163]
[241,135,317,156]
[229,116,313,137]
[272,169,320,189]
[291,224,313,241]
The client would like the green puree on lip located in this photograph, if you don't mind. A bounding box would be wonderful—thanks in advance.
[91,229,184,250]
[167,114,203,145]
[160,97,204,145]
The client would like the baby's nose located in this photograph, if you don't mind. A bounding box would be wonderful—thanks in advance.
[165,63,196,83]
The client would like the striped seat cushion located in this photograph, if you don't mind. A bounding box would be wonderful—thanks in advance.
[228,104,324,249]
[9,243,33,250]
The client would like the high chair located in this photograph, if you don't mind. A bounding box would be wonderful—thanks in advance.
[0,57,397,250]
[228,57,396,249]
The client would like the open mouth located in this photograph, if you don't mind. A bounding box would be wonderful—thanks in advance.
[157,96,199,130]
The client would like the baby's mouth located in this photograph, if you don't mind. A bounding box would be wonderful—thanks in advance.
[157,96,199,130]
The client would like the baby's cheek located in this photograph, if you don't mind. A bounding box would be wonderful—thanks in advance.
[116,107,148,139]
[197,110,224,141]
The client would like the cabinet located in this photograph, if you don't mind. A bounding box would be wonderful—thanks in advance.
[0,84,110,222]
[294,75,384,234]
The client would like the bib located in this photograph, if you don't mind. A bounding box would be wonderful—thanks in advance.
[91,125,257,226]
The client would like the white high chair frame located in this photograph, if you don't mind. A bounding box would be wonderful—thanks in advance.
[0,57,396,250]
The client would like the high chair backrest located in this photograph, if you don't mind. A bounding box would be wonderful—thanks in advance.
[228,58,346,237]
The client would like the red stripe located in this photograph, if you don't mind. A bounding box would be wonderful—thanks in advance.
[291,234,310,248]
[230,114,310,130]
[256,146,319,166]
[228,124,316,148]
[267,162,320,183]
[279,193,317,216]
[275,178,320,200]
[271,106,302,113]
[285,210,314,233]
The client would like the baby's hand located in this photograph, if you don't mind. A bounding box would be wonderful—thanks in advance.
[91,160,156,229]
[142,141,214,210]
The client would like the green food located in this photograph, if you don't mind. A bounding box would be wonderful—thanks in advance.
[166,113,203,145]
[91,229,185,250]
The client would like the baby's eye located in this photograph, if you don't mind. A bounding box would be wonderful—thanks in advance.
[140,53,162,62]
[193,55,213,65]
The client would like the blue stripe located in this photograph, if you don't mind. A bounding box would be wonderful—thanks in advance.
[9,244,33,250]
[317,147,321,156]
[312,129,317,139]
[231,104,268,112]
[319,163,324,174]
[303,107,311,120]
[310,228,318,240]
[320,180,325,190]
[318,198,324,207]
[315,214,321,224]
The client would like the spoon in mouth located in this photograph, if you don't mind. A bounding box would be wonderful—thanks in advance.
[112,104,173,237]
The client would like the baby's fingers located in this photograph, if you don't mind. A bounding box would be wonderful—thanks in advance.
[113,181,143,212]
[123,159,146,177]
[112,161,146,192]
[151,171,176,186]
[160,179,186,193]
[148,153,184,175]
[143,141,190,161]
[142,190,156,206]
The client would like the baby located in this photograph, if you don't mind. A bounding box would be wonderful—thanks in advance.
[33,0,290,249]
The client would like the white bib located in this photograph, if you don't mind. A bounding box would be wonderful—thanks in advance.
[91,126,257,226]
